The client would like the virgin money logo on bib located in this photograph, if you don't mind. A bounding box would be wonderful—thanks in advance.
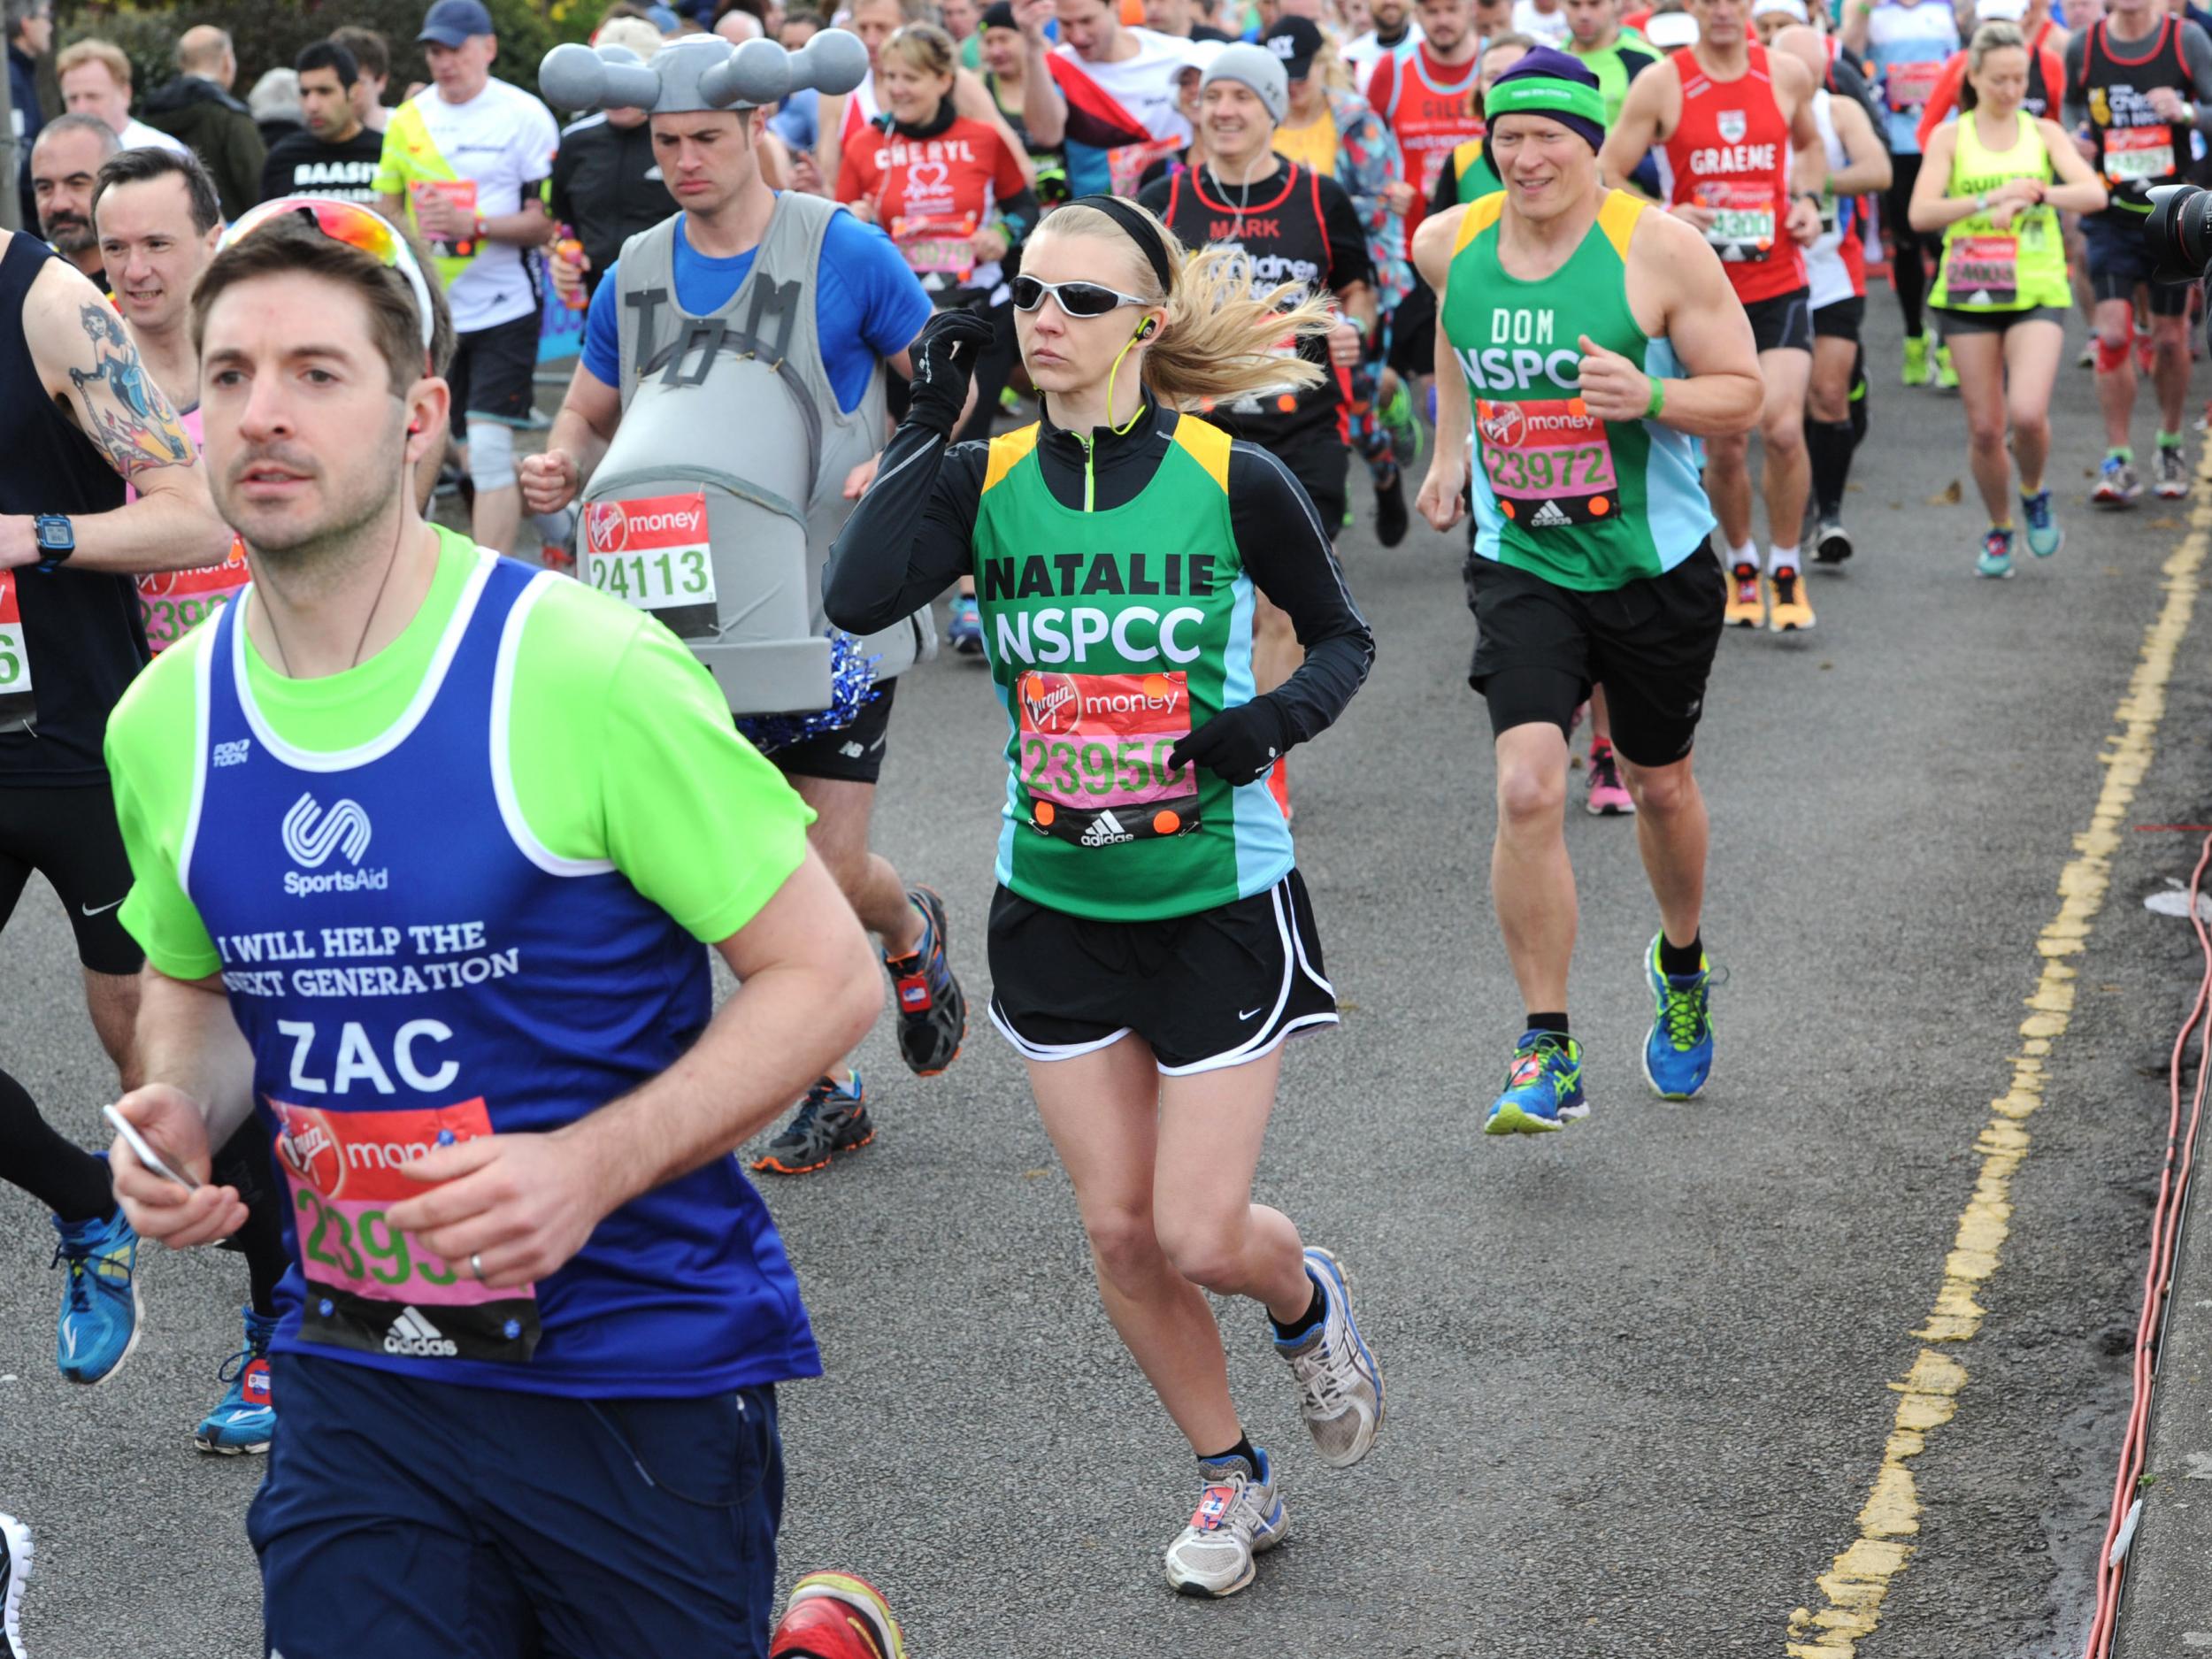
[1718,110,1747,143]
[1479,404,1525,448]
[1019,671,1083,735]
[585,494,707,555]
[274,1102,347,1196]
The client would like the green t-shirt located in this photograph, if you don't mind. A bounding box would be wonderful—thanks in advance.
[106,529,815,980]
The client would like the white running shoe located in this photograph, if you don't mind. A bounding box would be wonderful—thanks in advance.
[1276,1247,1386,1468]
[1163,1451,1286,1598]
[1,1512,30,1659]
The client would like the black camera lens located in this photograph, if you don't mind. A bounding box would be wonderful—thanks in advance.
[2146,182,2212,282]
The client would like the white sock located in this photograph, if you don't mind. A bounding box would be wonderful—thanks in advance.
[1730,540,1758,572]
[1768,543,1800,574]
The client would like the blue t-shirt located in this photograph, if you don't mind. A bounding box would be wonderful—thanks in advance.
[581,201,933,413]
[768,86,820,151]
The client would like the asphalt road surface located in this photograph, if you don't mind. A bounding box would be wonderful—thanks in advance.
[4,299,2209,1659]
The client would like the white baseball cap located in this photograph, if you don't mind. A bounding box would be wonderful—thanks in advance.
[1645,10,1700,46]
[1976,0,2028,20]
[1750,0,1811,21]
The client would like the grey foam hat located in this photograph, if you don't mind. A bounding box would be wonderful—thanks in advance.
[539,27,868,115]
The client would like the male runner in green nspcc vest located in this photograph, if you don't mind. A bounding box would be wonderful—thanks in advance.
[1412,48,1762,1136]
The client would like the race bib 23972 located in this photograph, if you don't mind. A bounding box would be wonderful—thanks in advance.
[1476,396,1620,530]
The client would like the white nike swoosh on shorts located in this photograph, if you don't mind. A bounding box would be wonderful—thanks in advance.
[80,898,125,918]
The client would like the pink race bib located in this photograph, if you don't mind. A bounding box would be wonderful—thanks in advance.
[1477,396,1620,531]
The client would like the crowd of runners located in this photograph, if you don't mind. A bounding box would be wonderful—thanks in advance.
[0,0,2202,1646]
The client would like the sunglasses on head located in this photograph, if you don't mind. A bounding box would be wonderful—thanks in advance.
[219,196,437,353]
[1009,274,1151,318]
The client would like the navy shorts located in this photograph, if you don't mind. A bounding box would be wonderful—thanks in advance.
[2084,216,2192,315]
[251,1355,784,1659]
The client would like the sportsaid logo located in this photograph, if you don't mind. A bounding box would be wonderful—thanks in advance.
[385,1306,458,1358]
[280,793,388,898]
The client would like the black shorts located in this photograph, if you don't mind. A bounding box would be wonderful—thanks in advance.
[2084,217,2192,314]
[1933,303,2068,335]
[767,678,897,786]
[1465,543,1724,767]
[1275,428,1350,534]
[987,871,1337,1075]
[446,312,540,433]
[1745,288,1814,354]
[1388,271,1438,380]
[1813,294,1866,340]
[0,781,142,975]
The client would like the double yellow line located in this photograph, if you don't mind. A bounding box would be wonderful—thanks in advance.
[1786,473,2212,1658]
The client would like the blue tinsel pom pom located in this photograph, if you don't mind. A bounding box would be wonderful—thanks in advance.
[737,631,881,754]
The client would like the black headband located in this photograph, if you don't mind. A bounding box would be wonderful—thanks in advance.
[1059,194,1176,295]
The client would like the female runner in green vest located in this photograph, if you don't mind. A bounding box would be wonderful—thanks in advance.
[824,196,1383,1600]
[1908,20,2106,577]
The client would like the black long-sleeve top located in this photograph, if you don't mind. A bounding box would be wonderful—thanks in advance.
[825,395,1375,749]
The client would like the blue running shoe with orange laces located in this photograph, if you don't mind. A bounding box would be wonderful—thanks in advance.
[1642,933,1719,1100]
[1485,1031,1585,1135]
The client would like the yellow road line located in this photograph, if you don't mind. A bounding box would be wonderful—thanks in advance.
[1785,479,2212,1659]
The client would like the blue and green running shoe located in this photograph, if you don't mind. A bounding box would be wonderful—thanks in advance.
[50,1208,142,1386]
[195,1306,280,1455]
[1485,1031,1585,1135]
[1642,933,1718,1100]
[2021,488,2063,557]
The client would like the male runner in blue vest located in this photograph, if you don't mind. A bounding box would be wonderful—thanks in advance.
[104,202,883,1658]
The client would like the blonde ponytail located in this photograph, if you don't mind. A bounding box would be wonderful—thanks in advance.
[1041,200,1340,409]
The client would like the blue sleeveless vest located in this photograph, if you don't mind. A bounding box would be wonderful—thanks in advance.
[184,550,818,1396]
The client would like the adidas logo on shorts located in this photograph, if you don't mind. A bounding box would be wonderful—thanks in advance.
[384,1305,459,1358]
[1527,500,1573,530]
[1080,810,1134,847]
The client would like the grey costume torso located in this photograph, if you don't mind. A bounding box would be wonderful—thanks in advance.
[588,191,928,714]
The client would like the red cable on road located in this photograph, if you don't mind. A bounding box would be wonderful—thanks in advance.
[2084,831,2212,1657]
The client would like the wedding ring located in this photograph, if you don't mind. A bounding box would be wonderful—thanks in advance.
[470,1251,485,1280]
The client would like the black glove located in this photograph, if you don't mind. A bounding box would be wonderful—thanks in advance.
[1168,695,1291,788]
[906,306,998,438]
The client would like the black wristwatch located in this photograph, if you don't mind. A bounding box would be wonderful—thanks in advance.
[33,514,73,572]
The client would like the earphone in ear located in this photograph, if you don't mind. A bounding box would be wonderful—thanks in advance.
[407,422,421,435]
[1136,319,1156,340]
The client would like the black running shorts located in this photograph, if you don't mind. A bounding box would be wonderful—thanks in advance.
[765,678,897,786]
[1813,295,1865,341]
[0,781,142,974]
[1465,543,1724,768]
[987,871,1337,1075]
[1273,428,1350,537]
[1745,287,1814,355]
[446,312,541,433]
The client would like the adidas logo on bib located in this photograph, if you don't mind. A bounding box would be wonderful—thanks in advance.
[1527,500,1573,530]
[1081,810,1134,847]
[384,1305,459,1358]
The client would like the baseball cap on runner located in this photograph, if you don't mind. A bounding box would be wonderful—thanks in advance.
[1262,16,1324,81]
[1974,0,2027,19]
[1202,41,1289,123]
[1645,9,1699,46]
[419,0,495,48]
[1482,45,1608,152]
[1748,0,1809,19]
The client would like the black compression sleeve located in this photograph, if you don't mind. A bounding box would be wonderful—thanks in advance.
[821,422,987,634]
[1226,442,1376,746]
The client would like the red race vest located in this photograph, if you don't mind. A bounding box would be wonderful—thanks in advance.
[1663,43,1807,303]
[1372,44,1485,233]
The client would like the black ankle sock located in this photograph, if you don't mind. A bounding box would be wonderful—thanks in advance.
[1202,1433,1259,1470]
[1525,1011,1570,1039]
[1269,1274,1325,1342]
[1658,934,1704,978]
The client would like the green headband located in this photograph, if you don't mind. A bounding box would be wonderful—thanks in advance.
[1484,75,1609,127]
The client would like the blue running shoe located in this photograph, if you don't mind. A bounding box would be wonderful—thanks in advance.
[887,887,965,1076]
[2021,489,2063,557]
[1485,1031,1586,1135]
[50,1208,141,1386]
[1976,526,2016,580]
[195,1306,280,1455]
[946,595,983,657]
[1642,933,1718,1100]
